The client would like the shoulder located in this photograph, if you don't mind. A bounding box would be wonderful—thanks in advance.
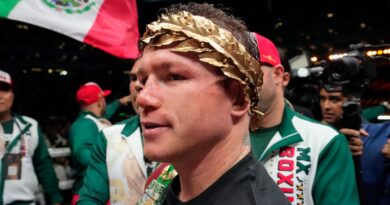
[102,115,140,137]
[15,114,38,127]
[292,113,340,142]
[101,123,126,137]
[288,112,348,157]
[284,105,340,142]
[70,114,97,128]
[116,115,139,126]
[364,121,390,133]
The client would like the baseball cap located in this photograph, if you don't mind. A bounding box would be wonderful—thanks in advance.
[0,70,13,88]
[76,82,111,107]
[253,32,281,67]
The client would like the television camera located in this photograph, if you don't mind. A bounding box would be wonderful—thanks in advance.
[288,45,377,129]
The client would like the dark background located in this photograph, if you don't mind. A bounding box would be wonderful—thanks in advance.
[0,0,389,125]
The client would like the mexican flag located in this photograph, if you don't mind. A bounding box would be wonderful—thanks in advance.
[0,0,139,59]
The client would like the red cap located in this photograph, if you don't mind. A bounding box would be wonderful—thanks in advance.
[76,82,111,107]
[253,32,281,67]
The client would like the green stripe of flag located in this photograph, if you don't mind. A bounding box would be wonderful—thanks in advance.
[0,0,21,17]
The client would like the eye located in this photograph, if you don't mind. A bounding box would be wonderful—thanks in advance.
[138,75,147,86]
[129,74,137,82]
[169,74,186,81]
[330,97,341,103]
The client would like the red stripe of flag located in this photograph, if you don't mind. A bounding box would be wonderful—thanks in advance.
[84,0,139,59]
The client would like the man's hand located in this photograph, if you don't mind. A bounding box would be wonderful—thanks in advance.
[339,128,368,156]
[119,95,132,106]
[381,139,390,159]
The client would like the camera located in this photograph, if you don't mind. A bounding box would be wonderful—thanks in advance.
[287,48,377,129]
[320,55,376,129]
[320,55,376,98]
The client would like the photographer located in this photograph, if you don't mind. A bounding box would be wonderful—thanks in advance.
[319,85,367,156]
[318,56,389,205]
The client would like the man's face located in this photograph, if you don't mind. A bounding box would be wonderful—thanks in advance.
[319,88,347,125]
[0,85,14,114]
[136,46,235,163]
[258,64,280,113]
[129,60,140,113]
[99,96,107,116]
[260,64,290,115]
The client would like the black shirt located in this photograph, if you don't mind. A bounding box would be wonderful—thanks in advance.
[163,154,290,205]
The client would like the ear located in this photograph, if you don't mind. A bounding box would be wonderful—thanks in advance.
[273,65,286,85]
[228,80,250,118]
[97,94,104,108]
[281,70,290,87]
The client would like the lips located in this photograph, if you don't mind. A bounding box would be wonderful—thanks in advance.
[322,113,334,119]
[145,122,168,129]
[141,120,170,138]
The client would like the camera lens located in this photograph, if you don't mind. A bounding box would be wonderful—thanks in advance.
[327,56,361,84]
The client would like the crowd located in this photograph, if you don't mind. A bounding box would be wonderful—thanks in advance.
[0,2,389,205]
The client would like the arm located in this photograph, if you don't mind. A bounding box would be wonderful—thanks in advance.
[104,100,120,119]
[77,131,109,205]
[312,134,360,205]
[69,119,99,167]
[33,128,63,205]
[104,95,132,119]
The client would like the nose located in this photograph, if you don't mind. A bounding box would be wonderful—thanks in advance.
[323,99,332,110]
[136,77,161,113]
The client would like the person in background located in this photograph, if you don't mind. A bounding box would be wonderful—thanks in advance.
[69,82,132,205]
[77,60,153,205]
[0,70,63,204]
[136,3,290,205]
[319,86,367,156]
[320,85,390,205]
[250,33,359,205]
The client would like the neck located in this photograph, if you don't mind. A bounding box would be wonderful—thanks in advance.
[259,97,285,128]
[0,111,12,123]
[322,120,341,129]
[82,104,102,117]
[174,129,251,202]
